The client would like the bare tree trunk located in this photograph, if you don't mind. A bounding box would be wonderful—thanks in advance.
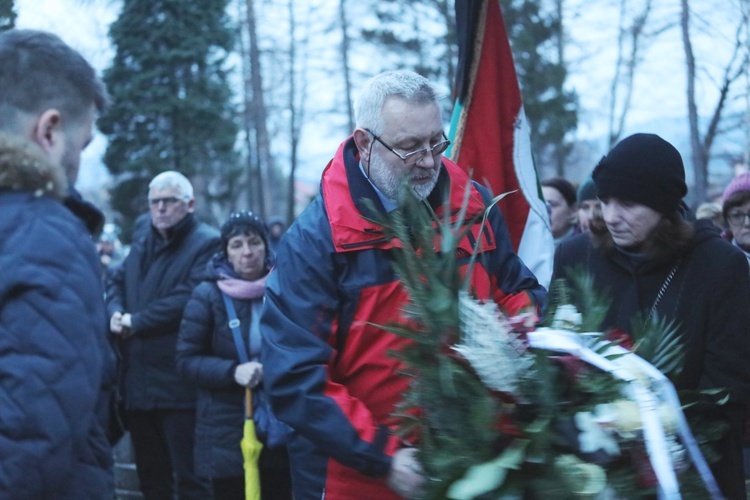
[434,0,456,93]
[286,0,311,224]
[702,22,748,160]
[245,0,274,218]
[681,0,747,205]
[680,0,708,203]
[338,0,354,132]
[287,0,298,224]
[236,0,259,213]
[555,0,565,176]
[680,0,707,205]
[608,0,652,148]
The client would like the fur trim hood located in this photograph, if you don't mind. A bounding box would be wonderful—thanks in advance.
[0,132,67,200]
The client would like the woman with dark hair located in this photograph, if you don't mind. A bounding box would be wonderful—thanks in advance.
[542,177,577,245]
[177,210,292,500]
[721,172,750,264]
[553,134,750,499]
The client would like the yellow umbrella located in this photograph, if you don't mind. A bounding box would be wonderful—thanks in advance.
[241,387,263,500]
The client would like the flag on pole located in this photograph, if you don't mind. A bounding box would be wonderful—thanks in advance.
[448,0,553,288]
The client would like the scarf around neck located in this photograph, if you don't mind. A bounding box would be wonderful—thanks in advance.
[217,273,267,299]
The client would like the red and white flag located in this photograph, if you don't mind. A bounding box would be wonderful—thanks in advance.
[448,0,553,287]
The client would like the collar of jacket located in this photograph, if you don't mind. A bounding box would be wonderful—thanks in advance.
[64,186,105,236]
[0,132,68,200]
[321,136,492,254]
[150,212,197,246]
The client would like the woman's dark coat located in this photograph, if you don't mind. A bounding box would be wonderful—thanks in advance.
[176,260,258,478]
[554,220,750,498]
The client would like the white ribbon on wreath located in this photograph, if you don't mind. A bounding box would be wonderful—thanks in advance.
[528,329,722,500]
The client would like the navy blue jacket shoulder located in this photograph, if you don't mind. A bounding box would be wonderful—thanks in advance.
[0,134,114,498]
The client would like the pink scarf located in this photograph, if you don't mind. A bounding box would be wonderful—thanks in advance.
[217,274,267,299]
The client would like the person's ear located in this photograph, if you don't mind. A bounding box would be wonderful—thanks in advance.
[32,109,64,157]
[353,129,373,164]
[186,197,196,213]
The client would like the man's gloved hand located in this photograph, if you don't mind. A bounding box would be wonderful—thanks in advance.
[234,361,263,388]
[110,311,134,338]
[386,447,425,499]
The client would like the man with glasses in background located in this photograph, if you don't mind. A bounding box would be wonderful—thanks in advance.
[260,70,546,499]
[107,170,219,499]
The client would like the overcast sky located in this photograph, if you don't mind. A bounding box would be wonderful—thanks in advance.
[13,0,747,191]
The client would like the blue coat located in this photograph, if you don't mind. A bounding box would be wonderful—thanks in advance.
[0,134,114,498]
[176,259,254,478]
[260,137,547,499]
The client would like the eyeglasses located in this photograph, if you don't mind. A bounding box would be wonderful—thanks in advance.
[366,129,450,165]
[727,210,750,225]
[148,196,187,207]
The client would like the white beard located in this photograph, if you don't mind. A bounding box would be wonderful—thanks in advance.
[367,153,439,203]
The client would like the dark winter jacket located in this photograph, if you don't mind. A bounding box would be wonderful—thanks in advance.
[106,212,220,409]
[175,256,259,478]
[554,219,750,498]
[0,133,115,498]
[260,137,547,500]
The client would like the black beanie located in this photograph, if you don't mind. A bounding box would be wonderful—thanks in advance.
[592,133,687,215]
[220,210,269,254]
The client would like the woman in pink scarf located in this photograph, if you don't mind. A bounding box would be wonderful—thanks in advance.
[177,210,291,500]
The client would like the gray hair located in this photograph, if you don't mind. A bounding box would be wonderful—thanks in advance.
[149,171,194,199]
[354,70,441,135]
[0,30,108,132]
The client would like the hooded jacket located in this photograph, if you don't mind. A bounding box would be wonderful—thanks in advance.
[0,133,114,498]
[554,219,750,498]
[260,137,546,500]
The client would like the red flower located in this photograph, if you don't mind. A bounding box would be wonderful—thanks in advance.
[552,355,586,382]
[605,328,634,351]
[632,446,659,488]
[494,412,521,436]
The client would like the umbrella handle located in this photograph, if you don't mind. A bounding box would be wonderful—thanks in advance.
[245,388,253,419]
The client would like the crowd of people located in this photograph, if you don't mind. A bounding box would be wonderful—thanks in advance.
[2,27,750,500]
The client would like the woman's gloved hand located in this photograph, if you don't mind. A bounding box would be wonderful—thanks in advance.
[234,361,263,388]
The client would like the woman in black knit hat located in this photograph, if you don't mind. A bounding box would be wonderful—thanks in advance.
[553,133,750,499]
[176,210,292,500]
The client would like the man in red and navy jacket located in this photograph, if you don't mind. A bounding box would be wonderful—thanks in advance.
[260,70,547,499]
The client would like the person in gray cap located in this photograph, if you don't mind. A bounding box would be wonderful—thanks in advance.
[553,133,750,499]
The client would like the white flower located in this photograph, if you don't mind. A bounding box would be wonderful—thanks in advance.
[551,304,582,329]
[575,407,620,456]
[603,399,678,439]
[555,454,609,497]
[608,400,642,439]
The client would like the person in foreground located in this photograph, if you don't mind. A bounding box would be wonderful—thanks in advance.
[106,171,219,499]
[260,70,547,499]
[177,210,292,499]
[0,29,116,497]
[553,133,750,499]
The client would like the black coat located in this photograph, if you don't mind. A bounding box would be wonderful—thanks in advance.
[176,258,290,483]
[554,220,750,498]
[106,213,220,409]
[176,265,254,478]
[0,134,115,498]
